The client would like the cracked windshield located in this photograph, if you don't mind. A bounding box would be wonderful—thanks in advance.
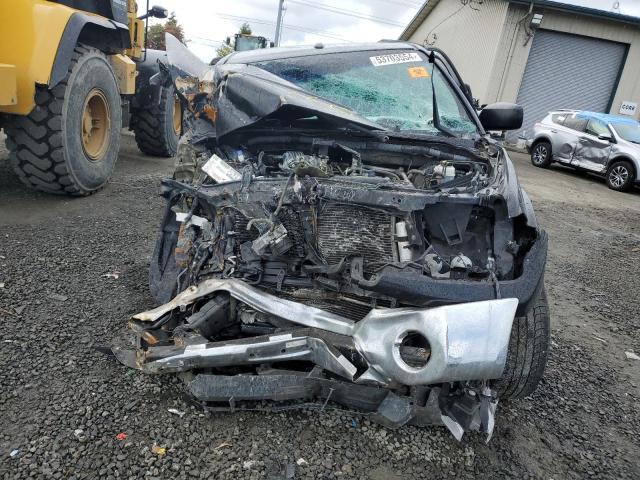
[256,50,478,137]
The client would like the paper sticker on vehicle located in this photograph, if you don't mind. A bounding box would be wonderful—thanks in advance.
[408,66,430,78]
[370,52,422,67]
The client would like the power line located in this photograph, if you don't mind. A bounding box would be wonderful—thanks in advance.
[217,13,353,42]
[285,0,406,27]
[372,0,424,8]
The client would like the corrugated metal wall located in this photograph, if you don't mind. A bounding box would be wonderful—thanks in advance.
[406,0,509,104]
[511,29,627,140]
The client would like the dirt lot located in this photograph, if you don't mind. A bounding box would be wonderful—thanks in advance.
[1,132,639,479]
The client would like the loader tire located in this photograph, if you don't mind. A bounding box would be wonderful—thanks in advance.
[5,44,121,195]
[493,285,551,399]
[131,85,181,157]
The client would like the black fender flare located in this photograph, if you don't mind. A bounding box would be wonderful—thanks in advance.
[50,12,131,88]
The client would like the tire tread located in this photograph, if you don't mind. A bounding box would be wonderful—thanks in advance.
[4,44,105,196]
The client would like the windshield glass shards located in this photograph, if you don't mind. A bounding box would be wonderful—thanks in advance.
[254,50,479,138]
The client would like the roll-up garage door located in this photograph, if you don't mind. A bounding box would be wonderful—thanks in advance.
[510,29,627,141]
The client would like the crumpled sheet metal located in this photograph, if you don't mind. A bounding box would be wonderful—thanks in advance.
[133,278,356,336]
[352,299,517,385]
[131,279,517,386]
[134,334,358,380]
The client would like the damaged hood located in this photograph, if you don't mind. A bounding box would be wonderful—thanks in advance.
[165,33,385,139]
[211,64,386,139]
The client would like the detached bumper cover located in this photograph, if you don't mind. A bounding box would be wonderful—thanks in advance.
[118,278,517,388]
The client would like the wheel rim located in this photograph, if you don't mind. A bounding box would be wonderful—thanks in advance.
[81,89,111,161]
[172,95,181,135]
[609,165,629,188]
[533,145,547,164]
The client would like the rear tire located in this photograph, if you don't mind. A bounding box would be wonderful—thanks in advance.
[531,141,552,168]
[131,85,181,157]
[606,160,635,192]
[493,286,551,399]
[5,44,121,195]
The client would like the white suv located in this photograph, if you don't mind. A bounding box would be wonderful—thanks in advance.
[526,110,640,191]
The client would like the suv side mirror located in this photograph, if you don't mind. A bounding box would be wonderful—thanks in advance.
[479,102,523,131]
[139,5,168,20]
[598,134,614,143]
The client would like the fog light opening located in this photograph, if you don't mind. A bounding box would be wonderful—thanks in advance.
[399,331,431,368]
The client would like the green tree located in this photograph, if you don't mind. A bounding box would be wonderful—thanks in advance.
[216,44,234,57]
[239,23,252,35]
[146,12,185,50]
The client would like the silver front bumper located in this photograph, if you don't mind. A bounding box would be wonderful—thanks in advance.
[125,279,517,387]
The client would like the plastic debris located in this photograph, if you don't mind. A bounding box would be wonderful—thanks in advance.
[115,432,127,441]
[243,460,256,470]
[0,282,5,288]
[214,442,232,450]
[73,429,84,439]
[296,458,308,467]
[10,449,19,458]
[151,444,167,456]
[625,351,640,361]
[168,408,185,418]
[102,272,121,279]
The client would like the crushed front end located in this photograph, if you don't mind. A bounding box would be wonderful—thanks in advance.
[114,38,549,441]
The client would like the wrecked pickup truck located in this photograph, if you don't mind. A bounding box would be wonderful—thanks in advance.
[113,35,550,440]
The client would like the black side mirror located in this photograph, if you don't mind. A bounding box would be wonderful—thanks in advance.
[598,134,614,143]
[139,5,168,20]
[149,5,168,19]
[479,102,524,131]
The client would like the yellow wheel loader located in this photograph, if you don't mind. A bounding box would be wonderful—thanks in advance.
[0,0,181,195]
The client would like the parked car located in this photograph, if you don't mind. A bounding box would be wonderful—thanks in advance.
[112,36,550,441]
[527,110,640,191]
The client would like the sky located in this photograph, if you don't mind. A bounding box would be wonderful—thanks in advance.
[140,0,640,61]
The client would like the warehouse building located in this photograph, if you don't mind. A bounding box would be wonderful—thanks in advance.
[400,0,640,140]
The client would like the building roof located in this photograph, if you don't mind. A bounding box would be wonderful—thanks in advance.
[399,0,640,41]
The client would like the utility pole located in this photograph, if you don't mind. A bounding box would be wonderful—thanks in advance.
[274,0,285,47]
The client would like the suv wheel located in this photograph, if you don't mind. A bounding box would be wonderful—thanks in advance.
[531,141,552,168]
[606,160,635,192]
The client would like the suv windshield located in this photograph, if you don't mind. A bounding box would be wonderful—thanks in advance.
[255,50,479,138]
[611,122,640,144]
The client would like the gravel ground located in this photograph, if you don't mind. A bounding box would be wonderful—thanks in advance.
[1,132,639,479]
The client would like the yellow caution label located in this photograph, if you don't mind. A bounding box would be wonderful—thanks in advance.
[408,66,430,78]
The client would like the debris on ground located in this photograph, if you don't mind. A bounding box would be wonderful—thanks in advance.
[101,272,121,279]
[625,351,640,361]
[49,293,68,302]
[167,408,185,418]
[115,432,127,441]
[151,444,166,457]
[9,449,19,458]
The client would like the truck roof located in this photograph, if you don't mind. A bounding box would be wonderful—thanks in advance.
[219,41,421,65]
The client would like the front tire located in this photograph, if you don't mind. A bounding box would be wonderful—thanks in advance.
[606,160,635,192]
[5,44,121,195]
[131,85,181,157]
[531,141,552,168]
[493,286,551,399]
